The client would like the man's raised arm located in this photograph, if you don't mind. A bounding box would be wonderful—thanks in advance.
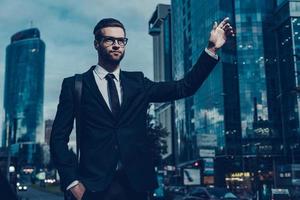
[145,17,234,103]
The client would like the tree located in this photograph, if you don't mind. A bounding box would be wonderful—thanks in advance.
[32,143,44,169]
[146,105,169,167]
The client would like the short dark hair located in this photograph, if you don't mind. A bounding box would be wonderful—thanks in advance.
[93,18,126,36]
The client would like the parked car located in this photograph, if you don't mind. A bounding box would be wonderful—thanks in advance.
[271,189,291,200]
[16,181,28,191]
[291,189,300,200]
[181,187,239,200]
[165,185,187,200]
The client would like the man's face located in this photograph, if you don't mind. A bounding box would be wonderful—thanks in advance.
[95,27,126,65]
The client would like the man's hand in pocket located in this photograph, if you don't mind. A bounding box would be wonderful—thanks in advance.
[70,182,86,200]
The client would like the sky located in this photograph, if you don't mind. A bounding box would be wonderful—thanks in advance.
[0,0,170,138]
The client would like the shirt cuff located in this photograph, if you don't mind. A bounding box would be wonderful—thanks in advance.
[205,48,218,60]
[66,180,80,190]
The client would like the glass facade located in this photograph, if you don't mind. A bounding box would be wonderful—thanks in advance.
[273,0,300,160]
[2,28,45,164]
[171,0,241,165]
[235,0,270,138]
[164,0,300,194]
[192,0,241,157]
[171,0,187,164]
[277,0,288,7]
[170,0,300,190]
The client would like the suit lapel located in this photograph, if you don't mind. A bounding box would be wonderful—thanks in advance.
[119,70,129,117]
[119,70,140,118]
[83,66,114,119]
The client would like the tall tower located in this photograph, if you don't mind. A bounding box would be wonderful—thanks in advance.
[2,28,45,164]
[271,0,300,162]
[149,4,175,165]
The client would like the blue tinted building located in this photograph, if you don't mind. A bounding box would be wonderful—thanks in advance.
[273,0,300,158]
[149,4,175,165]
[171,0,241,186]
[170,0,300,191]
[2,28,45,165]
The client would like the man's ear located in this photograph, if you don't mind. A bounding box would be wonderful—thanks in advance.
[94,40,99,49]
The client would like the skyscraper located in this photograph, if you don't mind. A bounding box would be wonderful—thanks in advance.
[171,0,241,186]
[272,0,300,161]
[170,0,300,190]
[149,4,175,164]
[2,28,45,165]
[44,119,53,146]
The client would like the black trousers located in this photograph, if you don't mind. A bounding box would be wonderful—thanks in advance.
[67,170,148,200]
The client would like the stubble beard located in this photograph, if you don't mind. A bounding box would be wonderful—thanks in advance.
[99,47,125,66]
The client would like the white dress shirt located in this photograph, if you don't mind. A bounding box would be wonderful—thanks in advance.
[93,65,122,109]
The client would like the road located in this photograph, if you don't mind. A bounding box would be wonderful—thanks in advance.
[17,187,63,200]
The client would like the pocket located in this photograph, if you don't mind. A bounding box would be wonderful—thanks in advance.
[81,189,88,200]
[64,190,76,200]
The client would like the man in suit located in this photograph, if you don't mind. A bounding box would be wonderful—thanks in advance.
[50,18,233,200]
[0,169,18,200]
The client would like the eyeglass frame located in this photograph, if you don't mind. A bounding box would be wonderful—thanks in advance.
[95,35,128,47]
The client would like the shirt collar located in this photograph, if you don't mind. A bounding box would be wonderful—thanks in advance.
[94,64,120,81]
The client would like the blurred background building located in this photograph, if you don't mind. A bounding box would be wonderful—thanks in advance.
[149,4,175,165]
[2,28,45,166]
[171,0,242,187]
[149,0,300,198]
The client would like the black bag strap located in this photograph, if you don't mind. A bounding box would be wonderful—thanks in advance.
[74,74,83,163]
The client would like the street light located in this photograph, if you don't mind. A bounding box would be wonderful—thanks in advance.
[9,166,15,173]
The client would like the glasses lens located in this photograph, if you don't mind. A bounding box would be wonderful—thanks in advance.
[96,36,128,46]
[117,38,128,46]
[121,38,128,46]
[103,37,114,45]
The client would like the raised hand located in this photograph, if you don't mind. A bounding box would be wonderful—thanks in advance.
[207,17,234,54]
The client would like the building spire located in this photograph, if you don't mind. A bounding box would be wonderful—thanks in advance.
[29,20,34,28]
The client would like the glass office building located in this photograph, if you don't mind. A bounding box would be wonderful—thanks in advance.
[272,0,300,161]
[170,0,300,190]
[2,28,45,164]
[235,0,270,137]
[171,0,188,164]
[171,0,241,163]
[149,4,175,164]
[171,0,242,187]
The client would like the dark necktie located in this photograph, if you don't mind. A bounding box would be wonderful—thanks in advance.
[105,73,122,170]
[105,73,121,118]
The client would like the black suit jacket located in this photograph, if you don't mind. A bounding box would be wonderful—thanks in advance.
[0,169,17,200]
[50,51,218,192]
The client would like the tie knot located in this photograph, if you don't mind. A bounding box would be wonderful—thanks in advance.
[105,73,115,80]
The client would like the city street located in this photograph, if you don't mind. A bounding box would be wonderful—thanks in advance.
[0,0,300,200]
[18,187,63,200]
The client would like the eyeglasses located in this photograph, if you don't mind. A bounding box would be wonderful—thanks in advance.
[96,36,128,47]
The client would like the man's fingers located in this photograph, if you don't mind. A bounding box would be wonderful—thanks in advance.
[223,23,231,30]
[223,24,232,32]
[217,17,229,29]
[225,29,233,35]
[213,21,218,30]
[225,27,235,36]
[70,183,86,200]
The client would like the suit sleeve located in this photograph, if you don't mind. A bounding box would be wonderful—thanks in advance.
[50,77,78,191]
[144,50,219,103]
